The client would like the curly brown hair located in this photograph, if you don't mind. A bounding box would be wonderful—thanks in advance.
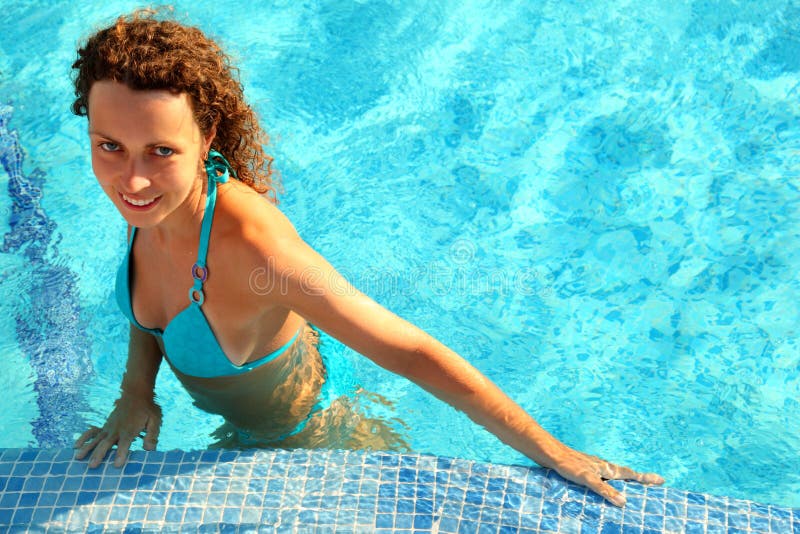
[71,9,278,202]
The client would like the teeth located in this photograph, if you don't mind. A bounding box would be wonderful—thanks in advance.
[122,194,157,206]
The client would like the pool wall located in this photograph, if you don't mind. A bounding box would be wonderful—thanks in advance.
[0,447,797,533]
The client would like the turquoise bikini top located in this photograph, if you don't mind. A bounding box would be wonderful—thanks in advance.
[114,150,300,378]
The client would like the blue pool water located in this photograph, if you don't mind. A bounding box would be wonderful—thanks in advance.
[0,0,799,513]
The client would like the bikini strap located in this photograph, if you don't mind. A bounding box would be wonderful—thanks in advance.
[188,150,235,306]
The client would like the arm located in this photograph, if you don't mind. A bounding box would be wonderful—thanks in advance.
[265,235,663,506]
[74,323,163,467]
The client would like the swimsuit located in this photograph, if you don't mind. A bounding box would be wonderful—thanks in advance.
[114,150,301,378]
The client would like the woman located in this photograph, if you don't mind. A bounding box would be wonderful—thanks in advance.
[72,10,663,507]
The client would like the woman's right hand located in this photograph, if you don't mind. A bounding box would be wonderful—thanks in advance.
[74,393,162,468]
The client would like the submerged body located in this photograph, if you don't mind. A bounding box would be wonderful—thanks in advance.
[72,12,663,508]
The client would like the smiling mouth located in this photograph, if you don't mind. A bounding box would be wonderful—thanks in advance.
[120,193,162,208]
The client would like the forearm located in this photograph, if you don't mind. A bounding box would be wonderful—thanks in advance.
[397,333,567,468]
[120,323,163,396]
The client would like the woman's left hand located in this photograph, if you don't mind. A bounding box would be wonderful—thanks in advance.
[549,446,664,507]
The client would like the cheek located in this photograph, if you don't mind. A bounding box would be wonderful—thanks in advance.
[90,151,114,184]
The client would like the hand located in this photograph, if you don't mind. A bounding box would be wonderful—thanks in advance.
[74,393,162,468]
[551,446,664,507]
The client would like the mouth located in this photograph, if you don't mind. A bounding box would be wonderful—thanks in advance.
[120,192,162,211]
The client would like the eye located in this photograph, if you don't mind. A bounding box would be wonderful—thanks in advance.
[154,146,174,157]
[99,142,120,152]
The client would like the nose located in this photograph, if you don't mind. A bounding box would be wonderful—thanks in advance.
[118,156,152,193]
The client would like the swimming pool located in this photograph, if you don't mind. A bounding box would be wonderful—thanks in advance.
[1,0,798,516]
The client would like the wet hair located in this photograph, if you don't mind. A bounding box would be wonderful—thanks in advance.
[71,9,278,202]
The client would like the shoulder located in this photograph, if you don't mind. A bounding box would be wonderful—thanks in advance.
[211,180,308,291]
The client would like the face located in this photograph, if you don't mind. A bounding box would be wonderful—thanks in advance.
[87,80,214,228]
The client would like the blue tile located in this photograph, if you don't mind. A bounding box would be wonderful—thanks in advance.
[415,499,434,514]
[503,492,521,509]
[164,451,183,463]
[119,477,138,490]
[664,517,684,532]
[539,514,559,531]
[771,518,793,532]
[56,492,77,507]
[219,451,237,462]
[397,499,414,514]
[161,463,179,476]
[108,506,128,521]
[128,506,146,521]
[35,492,56,507]
[31,463,50,476]
[750,515,769,531]
[416,482,434,499]
[399,468,416,482]
[375,514,393,528]
[770,506,790,519]
[19,451,38,461]
[0,508,17,524]
[622,525,642,534]
[600,522,621,534]
[417,471,434,484]
[377,498,395,513]
[563,500,583,517]
[686,493,706,505]
[5,477,23,491]
[644,499,664,515]
[686,504,705,520]
[482,506,500,524]
[32,507,52,523]
[123,462,143,475]
[222,507,241,523]
[11,508,33,524]
[379,483,396,498]
[414,514,433,530]
[12,462,33,476]
[462,504,481,521]
[643,514,663,529]
[77,491,96,505]
[395,514,413,529]
[18,492,38,507]
[684,520,704,533]
[707,509,725,525]
[541,500,560,517]
[465,490,484,504]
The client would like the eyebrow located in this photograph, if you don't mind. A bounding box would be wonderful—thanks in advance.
[88,130,177,147]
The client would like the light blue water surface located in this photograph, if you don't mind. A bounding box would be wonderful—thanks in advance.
[0,0,798,508]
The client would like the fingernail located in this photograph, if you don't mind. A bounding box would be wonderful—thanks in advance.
[614,494,627,507]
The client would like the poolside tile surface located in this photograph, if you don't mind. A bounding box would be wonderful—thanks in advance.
[0,448,797,532]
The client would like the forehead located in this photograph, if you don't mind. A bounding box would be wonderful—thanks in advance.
[88,80,199,140]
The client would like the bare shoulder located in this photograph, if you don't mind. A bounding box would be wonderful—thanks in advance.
[211,180,306,298]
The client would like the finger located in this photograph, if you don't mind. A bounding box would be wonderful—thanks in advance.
[600,462,665,485]
[75,429,107,461]
[143,416,161,451]
[632,471,665,485]
[74,426,100,450]
[88,436,115,469]
[114,434,136,468]
[599,461,639,481]
[586,474,626,507]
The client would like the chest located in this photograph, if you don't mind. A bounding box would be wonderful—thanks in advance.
[129,235,260,363]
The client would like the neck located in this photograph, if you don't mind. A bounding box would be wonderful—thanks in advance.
[151,175,209,247]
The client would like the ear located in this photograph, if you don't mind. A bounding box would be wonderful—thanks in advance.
[202,125,217,156]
